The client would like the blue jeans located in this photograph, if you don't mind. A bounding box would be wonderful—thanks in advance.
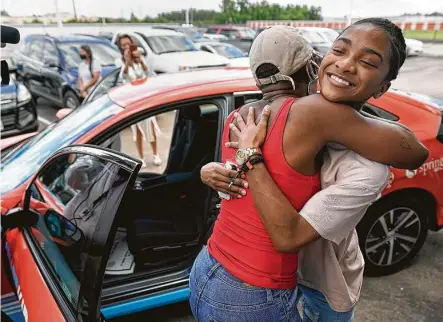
[297,285,355,322]
[189,246,300,322]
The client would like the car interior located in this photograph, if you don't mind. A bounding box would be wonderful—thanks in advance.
[102,101,222,281]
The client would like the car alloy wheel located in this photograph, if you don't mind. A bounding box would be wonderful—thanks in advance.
[365,207,421,267]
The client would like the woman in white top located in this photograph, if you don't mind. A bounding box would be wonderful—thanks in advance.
[78,45,101,99]
[117,34,162,167]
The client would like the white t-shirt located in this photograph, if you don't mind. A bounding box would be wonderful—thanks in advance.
[78,60,101,91]
[298,144,390,312]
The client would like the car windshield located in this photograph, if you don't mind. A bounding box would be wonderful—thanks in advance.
[58,42,120,68]
[322,30,339,42]
[0,95,123,194]
[299,30,326,43]
[212,44,247,59]
[141,35,197,54]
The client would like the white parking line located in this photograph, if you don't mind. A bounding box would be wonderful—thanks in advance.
[37,117,52,125]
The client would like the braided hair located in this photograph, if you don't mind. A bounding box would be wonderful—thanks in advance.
[340,18,407,81]
[80,45,94,77]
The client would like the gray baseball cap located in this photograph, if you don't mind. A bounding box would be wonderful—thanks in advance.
[249,25,314,87]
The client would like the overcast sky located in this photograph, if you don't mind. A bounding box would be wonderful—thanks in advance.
[3,0,443,19]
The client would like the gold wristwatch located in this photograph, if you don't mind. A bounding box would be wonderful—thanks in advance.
[235,147,262,165]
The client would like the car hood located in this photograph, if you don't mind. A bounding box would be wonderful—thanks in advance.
[390,89,443,112]
[160,51,230,67]
[405,38,424,46]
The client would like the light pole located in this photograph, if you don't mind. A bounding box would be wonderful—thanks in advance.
[71,0,78,21]
[54,0,63,28]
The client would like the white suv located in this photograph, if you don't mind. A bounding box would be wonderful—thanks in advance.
[111,29,230,73]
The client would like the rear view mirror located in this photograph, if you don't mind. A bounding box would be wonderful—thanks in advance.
[56,108,73,120]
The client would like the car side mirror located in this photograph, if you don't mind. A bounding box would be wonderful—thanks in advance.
[45,209,83,246]
[56,108,73,120]
[138,46,146,56]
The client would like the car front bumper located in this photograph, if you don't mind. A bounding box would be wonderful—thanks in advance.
[1,101,38,139]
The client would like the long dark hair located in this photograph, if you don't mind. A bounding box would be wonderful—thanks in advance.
[80,45,93,77]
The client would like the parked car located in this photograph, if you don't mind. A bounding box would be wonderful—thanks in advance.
[405,38,424,56]
[205,25,256,52]
[296,27,334,55]
[0,76,38,138]
[13,34,121,109]
[196,41,249,67]
[203,33,228,41]
[1,69,442,321]
[311,27,339,43]
[111,29,229,73]
[151,25,206,42]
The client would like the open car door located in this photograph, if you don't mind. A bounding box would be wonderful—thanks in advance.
[2,145,141,322]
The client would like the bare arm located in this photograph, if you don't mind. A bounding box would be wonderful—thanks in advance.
[83,71,100,91]
[246,163,320,251]
[305,95,429,170]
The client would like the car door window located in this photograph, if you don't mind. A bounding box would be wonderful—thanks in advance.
[100,100,224,176]
[26,149,139,320]
[361,104,399,121]
[28,40,44,61]
[42,41,59,66]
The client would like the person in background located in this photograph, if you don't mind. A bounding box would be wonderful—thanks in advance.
[116,34,162,167]
[78,45,101,99]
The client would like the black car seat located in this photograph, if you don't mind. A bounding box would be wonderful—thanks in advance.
[126,106,219,267]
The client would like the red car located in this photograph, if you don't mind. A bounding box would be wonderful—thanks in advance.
[1,68,442,320]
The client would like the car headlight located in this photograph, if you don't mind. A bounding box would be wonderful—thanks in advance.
[17,83,32,106]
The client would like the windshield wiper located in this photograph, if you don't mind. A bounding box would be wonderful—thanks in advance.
[159,50,181,54]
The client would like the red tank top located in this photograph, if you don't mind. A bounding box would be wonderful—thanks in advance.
[208,98,321,289]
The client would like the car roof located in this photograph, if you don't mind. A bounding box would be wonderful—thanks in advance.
[24,33,111,44]
[108,68,256,108]
[121,28,184,37]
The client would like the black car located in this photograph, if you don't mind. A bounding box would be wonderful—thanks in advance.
[14,34,120,109]
[0,76,38,138]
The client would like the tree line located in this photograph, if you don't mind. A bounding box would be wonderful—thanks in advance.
[24,1,322,25]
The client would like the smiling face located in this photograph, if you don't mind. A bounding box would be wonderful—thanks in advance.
[318,24,392,104]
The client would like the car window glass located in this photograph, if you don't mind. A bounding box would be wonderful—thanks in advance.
[361,104,399,121]
[58,42,120,68]
[84,68,122,105]
[212,44,247,58]
[28,40,44,60]
[220,29,238,40]
[206,28,218,34]
[102,102,220,176]
[141,35,197,55]
[104,110,177,175]
[42,41,59,65]
[29,152,130,313]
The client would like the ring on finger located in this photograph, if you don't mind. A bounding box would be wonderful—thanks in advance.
[228,182,234,191]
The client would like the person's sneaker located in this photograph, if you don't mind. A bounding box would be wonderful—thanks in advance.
[153,155,162,166]
[141,159,147,167]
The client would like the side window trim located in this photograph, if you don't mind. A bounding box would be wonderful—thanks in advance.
[362,103,399,121]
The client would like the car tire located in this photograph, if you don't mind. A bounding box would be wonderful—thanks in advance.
[63,90,81,109]
[357,195,428,277]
